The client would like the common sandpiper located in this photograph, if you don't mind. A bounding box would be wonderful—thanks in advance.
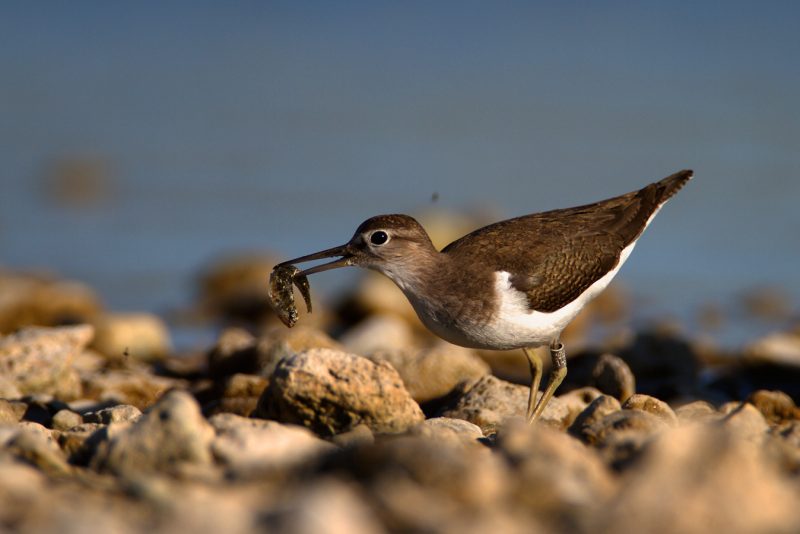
[275,170,693,422]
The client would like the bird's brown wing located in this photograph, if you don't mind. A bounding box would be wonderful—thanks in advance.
[442,170,692,312]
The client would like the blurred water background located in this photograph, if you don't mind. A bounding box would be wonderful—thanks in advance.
[2,2,799,347]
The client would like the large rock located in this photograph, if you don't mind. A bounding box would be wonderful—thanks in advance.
[0,325,92,399]
[440,375,569,434]
[91,390,215,478]
[254,348,424,437]
[340,314,417,355]
[368,344,490,404]
[323,433,512,532]
[210,413,334,477]
[91,312,171,362]
[495,420,616,530]
[0,271,102,333]
[3,423,72,477]
[599,424,800,533]
[262,478,386,534]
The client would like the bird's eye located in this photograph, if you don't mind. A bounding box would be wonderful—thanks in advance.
[370,231,389,246]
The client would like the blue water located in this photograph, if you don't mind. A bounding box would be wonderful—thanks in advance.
[2,3,799,347]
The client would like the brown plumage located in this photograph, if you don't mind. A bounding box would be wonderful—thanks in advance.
[442,169,692,312]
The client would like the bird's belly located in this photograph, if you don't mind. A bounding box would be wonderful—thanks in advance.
[405,287,580,351]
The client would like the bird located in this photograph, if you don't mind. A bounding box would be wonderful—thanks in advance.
[274,170,693,422]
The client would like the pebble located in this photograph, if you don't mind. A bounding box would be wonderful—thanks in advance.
[621,393,678,426]
[340,314,417,355]
[674,400,718,423]
[719,401,770,443]
[210,413,334,478]
[206,373,269,416]
[744,331,800,367]
[440,375,569,434]
[368,344,490,404]
[51,409,83,431]
[590,353,636,401]
[209,325,342,378]
[495,419,616,529]
[91,312,171,362]
[91,390,215,478]
[568,394,622,441]
[557,387,605,427]
[0,399,26,424]
[254,348,424,437]
[82,369,185,410]
[746,389,800,424]
[5,424,73,477]
[600,424,800,533]
[263,478,386,534]
[0,324,92,399]
[331,424,375,449]
[83,404,143,425]
[410,417,485,444]
[0,271,101,333]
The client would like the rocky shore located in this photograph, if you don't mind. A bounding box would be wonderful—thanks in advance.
[1,266,800,533]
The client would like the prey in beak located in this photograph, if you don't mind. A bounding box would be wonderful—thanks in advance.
[268,243,355,327]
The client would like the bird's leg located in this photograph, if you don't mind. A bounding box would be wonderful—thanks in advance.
[529,338,568,422]
[522,347,543,422]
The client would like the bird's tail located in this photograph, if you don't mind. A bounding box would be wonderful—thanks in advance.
[655,169,693,204]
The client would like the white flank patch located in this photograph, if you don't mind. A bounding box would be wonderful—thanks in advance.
[480,241,635,349]
[473,204,664,349]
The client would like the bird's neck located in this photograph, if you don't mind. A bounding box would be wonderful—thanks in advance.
[375,248,451,298]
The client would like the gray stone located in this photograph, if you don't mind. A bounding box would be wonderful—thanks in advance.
[210,413,334,477]
[209,325,342,378]
[558,387,605,427]
[82,369,184,410]
[674,400,718,423]
[567,394,621,441]
[720,401,770,443]
[254,348,424,437]
[495,419,616,528]
[744,331,800,367]
[747,389,799,425]
[263,478,386,534]
[412,417,485,443]
[332,424,375,448]
[590,353,636,401]
[91,312,171,362]
[440,375,569,434]
[368,344,490,404]
[84,404,142,425]
[599,424,800,533]
[621,393,678,426]
[579,410,669,469]
[91,390,214,477]
[0,399,26,424]
[340,314,417,355]
[51,409,83,431]
[4,423,72,477]
[0,324,92,399]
